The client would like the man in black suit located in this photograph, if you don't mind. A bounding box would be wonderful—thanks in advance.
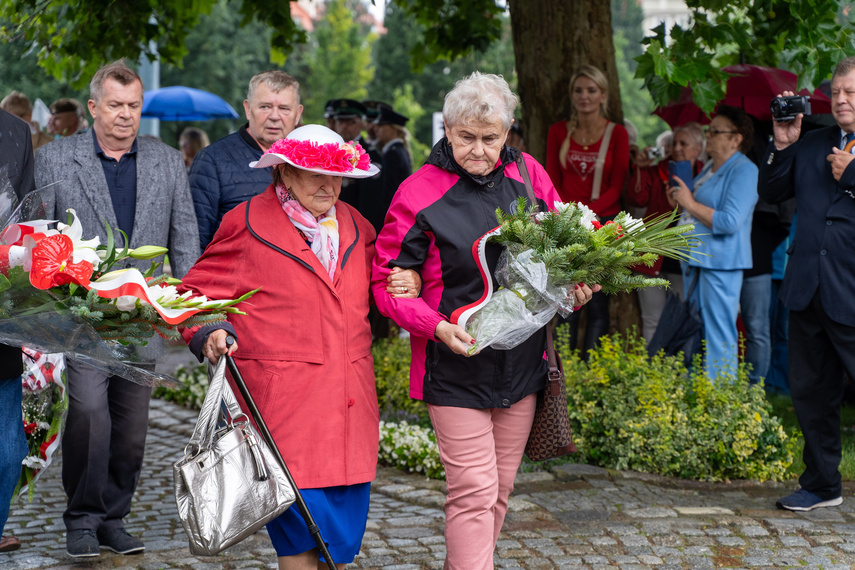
[759,55,855,512]
[0,108,35,553]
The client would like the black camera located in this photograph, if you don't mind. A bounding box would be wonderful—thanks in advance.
[770,95,811,121]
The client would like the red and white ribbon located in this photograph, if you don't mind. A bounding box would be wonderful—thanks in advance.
[86,270,207,325]
[449,225,502,330]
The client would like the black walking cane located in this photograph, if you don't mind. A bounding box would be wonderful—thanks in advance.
[224,337,337,570]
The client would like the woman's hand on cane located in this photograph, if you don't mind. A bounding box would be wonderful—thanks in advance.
[203,329,238,364]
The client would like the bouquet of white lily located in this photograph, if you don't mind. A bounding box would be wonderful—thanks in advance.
[0,184,257,387]
[452,198,700,354]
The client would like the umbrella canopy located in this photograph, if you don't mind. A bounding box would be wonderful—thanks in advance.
[653,64,807,128]
[141,86,240,121]
[721,64,798,120]
[799,87,832,115]
[653,87,710,129]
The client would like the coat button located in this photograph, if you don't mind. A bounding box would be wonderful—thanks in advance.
[827,220,833,226]
[821,249,827,256]
[502,398,510,407]
[487,182,495,188]
[348,398,355,407]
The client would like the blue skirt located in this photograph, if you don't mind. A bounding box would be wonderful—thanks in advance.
[266,482,371,562]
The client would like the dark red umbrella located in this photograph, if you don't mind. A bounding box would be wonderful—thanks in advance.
[653,87,710,129]
[653,64,800,126]
[799,87,832,115]
[721,64,798,120]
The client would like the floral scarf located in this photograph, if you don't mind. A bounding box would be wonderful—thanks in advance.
[275,182,339,280]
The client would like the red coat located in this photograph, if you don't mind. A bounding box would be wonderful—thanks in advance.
[179,185,379,489]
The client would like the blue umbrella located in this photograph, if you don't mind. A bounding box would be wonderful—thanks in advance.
[141,86,240,121]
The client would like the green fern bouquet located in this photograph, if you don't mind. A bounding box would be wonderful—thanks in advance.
[453,198,700,354]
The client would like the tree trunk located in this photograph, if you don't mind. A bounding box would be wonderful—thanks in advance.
[508,0,622,165]
[509,0,640,339]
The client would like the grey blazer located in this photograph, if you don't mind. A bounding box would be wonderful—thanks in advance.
[34,132,200,278]
[34,132,201,362]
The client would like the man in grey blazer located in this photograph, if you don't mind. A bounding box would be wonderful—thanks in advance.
[34,60,200,558]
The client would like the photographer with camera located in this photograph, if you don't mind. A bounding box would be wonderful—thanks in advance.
[759,56,855,513]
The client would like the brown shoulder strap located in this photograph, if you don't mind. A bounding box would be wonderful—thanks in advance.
[516,154,536,204]
[545,324,562,397]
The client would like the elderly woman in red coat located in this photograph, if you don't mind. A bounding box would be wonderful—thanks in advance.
[179,125,419,570]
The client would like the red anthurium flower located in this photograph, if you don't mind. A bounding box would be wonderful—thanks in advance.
[29,234,93,290]
[591,220,603,230]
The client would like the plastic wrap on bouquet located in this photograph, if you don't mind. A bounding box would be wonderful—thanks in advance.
[458,248,575,354]
[0,312,180,388]
[0,178,253,389]
[17,348,67,500]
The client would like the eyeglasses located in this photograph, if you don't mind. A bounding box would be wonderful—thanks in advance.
[704,127,738,137]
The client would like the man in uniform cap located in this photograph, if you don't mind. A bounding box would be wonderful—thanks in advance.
[330,99,368,144]
[373,105,412,212]
[361,100,390,149]
[328,98,386,234]
[48,98,87,138]
[323,99,337,130]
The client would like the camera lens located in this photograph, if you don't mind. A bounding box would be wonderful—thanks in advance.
[770,98,784,116]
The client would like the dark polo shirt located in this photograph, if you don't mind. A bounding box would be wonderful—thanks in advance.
[93,130,138,243]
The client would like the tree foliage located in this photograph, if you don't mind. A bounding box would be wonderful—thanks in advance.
[0,0,300,89]
[369,1,515,153]
[636,0,855,113]
[391,0,505,71]
[158,0,274,146]
[295,0,376,126]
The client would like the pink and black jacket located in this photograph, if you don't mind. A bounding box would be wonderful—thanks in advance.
[371,140,561,409]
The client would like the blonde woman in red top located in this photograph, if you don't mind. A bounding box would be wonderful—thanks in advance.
[546,64,630,354]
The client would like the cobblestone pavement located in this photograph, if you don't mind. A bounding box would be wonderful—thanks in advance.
[4,397,855,569]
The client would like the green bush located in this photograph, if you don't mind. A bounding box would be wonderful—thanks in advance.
[557,328,798,481]
[152,362,209,410]
[371,336,429,425]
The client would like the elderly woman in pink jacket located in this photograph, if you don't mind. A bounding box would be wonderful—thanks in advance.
[371,72,598,570]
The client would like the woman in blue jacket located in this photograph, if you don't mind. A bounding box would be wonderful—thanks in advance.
[669,105,758,379]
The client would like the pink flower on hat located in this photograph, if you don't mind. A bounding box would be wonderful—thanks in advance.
[266,138,370,174]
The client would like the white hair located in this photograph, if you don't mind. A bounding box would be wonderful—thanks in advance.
[443,72,519,130]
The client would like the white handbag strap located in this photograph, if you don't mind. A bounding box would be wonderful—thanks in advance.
[591,121,615,201]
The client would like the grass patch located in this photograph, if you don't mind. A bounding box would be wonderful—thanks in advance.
[766,391,855,480]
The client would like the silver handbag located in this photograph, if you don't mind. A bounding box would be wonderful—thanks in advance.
[173,357,296,556]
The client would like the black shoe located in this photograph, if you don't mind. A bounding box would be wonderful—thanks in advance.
[97,527,145,555]
[66,529,99,558]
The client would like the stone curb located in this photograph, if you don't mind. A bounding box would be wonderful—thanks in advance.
[148,397,795,503]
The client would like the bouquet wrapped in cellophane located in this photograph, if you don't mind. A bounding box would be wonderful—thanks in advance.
[0,178,258,499]
[0,183,257,386]
[453,198,701,354]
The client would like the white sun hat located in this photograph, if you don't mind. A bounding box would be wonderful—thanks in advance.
[249,124,380,178]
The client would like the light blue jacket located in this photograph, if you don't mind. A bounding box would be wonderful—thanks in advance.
[684,151,758,270]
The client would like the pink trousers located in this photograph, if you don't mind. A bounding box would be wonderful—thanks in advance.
[427,393,537,570]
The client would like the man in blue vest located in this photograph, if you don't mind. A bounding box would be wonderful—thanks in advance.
[189,71,303,250]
